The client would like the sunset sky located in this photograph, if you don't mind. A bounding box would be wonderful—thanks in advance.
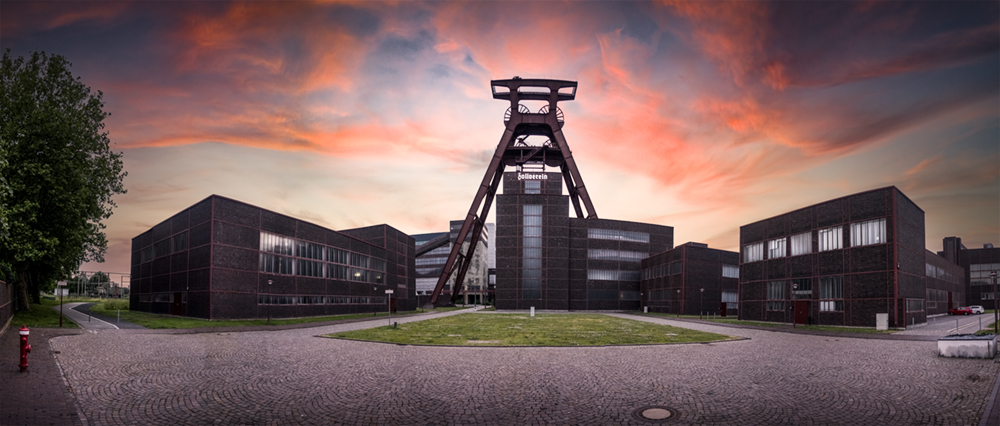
[3,1,998,275]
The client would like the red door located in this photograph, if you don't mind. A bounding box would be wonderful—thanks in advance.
[390,297,396,313]
[720,302,728,318]
[794,301,809,325]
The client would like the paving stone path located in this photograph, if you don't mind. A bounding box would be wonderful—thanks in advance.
[46,312,1000,425]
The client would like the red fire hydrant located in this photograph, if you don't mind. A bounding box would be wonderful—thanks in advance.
[19,325,31,372]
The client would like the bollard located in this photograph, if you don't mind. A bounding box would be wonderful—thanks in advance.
[980,317,983,331]
[530,306,535,317]
[19,325,31,372]
[394,322,398,329]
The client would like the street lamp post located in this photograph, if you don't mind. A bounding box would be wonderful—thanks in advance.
[676,289,681,318]
[385,289,394,326]
[267,280,272,324]
[992,271,997,335]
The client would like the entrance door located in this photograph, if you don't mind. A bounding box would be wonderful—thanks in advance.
[794,301,809,325]
[173,292,183,316]
[390,297,396,313]
[720,302,728,318]
[948,292,953,310]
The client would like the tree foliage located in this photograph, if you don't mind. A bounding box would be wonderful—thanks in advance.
[0,50,126,310]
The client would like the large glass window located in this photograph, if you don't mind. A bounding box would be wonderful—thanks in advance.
[818,226,842,252]
[722,264,739,279]
[588,228,650,243]
[819,276,843,311]
[297,241,325,260]
[153,239,171,259]
[524,180,541,194]
[296,259,324,278]
[260,232,295,256]
[970,264,1000,286]
[905,299,924,312]
[172,231,188,253]
[721,291,738,309]
[767,281,785,311]
[522,205,542,299]
[588,270,640,281]
[669,261,682,276]
[851,218,886,247]
[790,232,811,256]
[587,249,648,262]
[260,253,294,275]
[744,242,763,263]
[768,238,786,259]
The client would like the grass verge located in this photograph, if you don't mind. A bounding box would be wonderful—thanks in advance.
[325,313,737,346]
[644,312,896,334]
[10,298,79,329]
[87,304,458,329]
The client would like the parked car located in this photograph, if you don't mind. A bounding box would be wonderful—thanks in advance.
[969,305,985,314]
[949,306,973,315]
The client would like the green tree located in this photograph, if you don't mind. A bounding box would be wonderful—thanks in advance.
[0,50,126,311]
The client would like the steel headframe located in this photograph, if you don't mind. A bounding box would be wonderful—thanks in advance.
[428,77,598,305]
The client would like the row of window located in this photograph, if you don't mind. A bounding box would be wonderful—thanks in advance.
[642,261,682,279]
[641,263,739,280]
[766,277,843,312]
[260,232,386,271]
[257,295,387,305]
[416,257,448,266]
[588,290,640,301]
[588,249,648,262]
[971,263,1000,280]
[925,263,961,284]
[588,269,642,282]
[926,289,949,309]
[743,218,886,263]
[139,231,190,263]
[588,228,650,243]
[259,254,385,283]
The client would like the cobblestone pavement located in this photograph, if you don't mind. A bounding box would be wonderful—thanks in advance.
[46,311,1000,425]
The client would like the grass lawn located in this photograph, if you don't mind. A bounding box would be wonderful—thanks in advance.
[88,302,465,329]
[11,297,79,329]
[325,313,737,346]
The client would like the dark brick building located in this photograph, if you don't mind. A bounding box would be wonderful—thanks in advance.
[129,195,414,319]
[940,237,1000,309]
[495,171,673,310]
[640,242,740,316]
[738,187,935,328]
[922,249,965,316]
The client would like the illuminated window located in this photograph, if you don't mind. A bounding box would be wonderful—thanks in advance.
[744,242,763,263]
[819,276,843,311]
[850,218,886,247]
[818,226,842,252]
[790,232,811,256]
[768,238,786,259]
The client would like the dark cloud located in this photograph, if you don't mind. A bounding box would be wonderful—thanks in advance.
[324,5,381,37]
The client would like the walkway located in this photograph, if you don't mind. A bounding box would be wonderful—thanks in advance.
[4,309,1000,425]
[33,311,1000,425]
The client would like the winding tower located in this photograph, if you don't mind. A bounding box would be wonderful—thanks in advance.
[429,78,598,305]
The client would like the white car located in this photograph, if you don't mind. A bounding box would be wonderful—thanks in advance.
[970,305,985,314]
